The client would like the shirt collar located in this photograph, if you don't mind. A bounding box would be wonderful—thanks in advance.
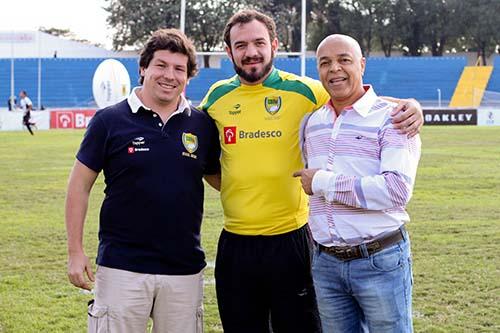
[328,85,377,118]
[235,67,277,88]
[127,87,191,116]
[351,85,377,117]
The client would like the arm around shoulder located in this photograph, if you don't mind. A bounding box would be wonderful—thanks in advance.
[382,97,423,137]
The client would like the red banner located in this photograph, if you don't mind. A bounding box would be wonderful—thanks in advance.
[50,109,96,129]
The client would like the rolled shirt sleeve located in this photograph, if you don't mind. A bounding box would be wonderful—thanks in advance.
[312,131,421,210]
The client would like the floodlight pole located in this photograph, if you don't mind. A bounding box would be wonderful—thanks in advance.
[10,31,15,107]
[300,0,306,77]
[180,0,186,33]
[37,30,42,110]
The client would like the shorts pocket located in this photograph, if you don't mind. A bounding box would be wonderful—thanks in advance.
[196,305,204,333]
[369,244,404,272]
[87,300,109,333]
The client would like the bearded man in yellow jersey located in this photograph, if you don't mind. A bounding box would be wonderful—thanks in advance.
[200,9,423,333]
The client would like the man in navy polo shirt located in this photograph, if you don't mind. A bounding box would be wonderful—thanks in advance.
[65,29,220,333]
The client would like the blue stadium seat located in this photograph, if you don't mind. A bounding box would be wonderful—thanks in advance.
[0,58,139,108]
[486,56,500,92]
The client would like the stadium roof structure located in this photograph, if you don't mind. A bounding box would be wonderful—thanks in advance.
[0,31,136,58]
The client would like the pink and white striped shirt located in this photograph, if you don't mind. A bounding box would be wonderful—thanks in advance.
[300,85,421,246]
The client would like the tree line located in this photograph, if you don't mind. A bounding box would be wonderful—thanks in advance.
[104,0,500,65]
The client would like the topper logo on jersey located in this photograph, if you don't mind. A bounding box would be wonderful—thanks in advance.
[228,104,242,115]
[224,126,237,144]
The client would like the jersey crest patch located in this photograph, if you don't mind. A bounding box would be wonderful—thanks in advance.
[182,132,198,153]
[264,96,282,115]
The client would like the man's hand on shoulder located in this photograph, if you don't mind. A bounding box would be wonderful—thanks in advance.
[387,98,424,138]
[67,251,95,291]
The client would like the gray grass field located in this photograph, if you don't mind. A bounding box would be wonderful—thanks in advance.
[0,126,499,332]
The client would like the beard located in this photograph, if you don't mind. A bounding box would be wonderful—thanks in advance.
[232,53,274,83]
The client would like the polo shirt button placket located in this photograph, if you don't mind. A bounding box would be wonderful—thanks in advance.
[152,113,165,130]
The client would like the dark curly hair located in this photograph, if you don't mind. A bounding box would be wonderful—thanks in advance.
[139,29,198,84]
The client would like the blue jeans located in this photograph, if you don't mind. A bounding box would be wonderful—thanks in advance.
[312,234,413,333]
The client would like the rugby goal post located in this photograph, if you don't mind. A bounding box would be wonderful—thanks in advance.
[178,0,308,77]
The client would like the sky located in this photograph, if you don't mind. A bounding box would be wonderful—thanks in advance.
[0,0,113,49]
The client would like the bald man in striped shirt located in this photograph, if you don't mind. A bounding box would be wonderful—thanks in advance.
[293,34,421,332]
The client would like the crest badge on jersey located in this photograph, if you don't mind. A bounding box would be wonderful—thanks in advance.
[264,96,282,115]
[182,132,198,154]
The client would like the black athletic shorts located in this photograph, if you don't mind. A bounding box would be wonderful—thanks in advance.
[215,224,322,333]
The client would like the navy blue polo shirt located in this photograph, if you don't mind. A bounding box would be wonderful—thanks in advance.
[77,91,220,275]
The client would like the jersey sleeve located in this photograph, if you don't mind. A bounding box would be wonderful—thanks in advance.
[198,92,210,112]
[76,113,107,173]
[309,79,330,110]
[198,76,240,113]
[198,81,224,112]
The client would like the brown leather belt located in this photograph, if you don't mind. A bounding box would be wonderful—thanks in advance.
[318,227,405,261]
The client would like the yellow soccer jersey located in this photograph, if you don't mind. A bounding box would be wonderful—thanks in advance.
[200,68,329,235]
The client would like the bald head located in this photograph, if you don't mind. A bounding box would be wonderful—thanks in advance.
[317,34,363,58]
[315,34,366,113]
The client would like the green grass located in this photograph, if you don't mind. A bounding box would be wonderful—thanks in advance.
[0,126,499,332]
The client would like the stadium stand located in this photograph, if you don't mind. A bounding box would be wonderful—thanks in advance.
[449,66,493,107]
[0,56,472,108]
[0,58,139,108]
[193,57,467,103]
[362,57,466,103]
[486,56,500,93]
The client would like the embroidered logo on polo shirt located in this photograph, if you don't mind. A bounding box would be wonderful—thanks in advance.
[132,137,145,146]
[128,136,150,153]
[223,126,237,144]
[182,132,198,159]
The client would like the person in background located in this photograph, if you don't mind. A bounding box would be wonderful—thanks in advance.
[19,90,35,135]
[7,96,17,111]
[294,34,421,332]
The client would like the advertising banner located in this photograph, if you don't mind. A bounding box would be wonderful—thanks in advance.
[423,108,477,125]
[50,109,96,129]
[477,107,500,126]
[0,110,49,131]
